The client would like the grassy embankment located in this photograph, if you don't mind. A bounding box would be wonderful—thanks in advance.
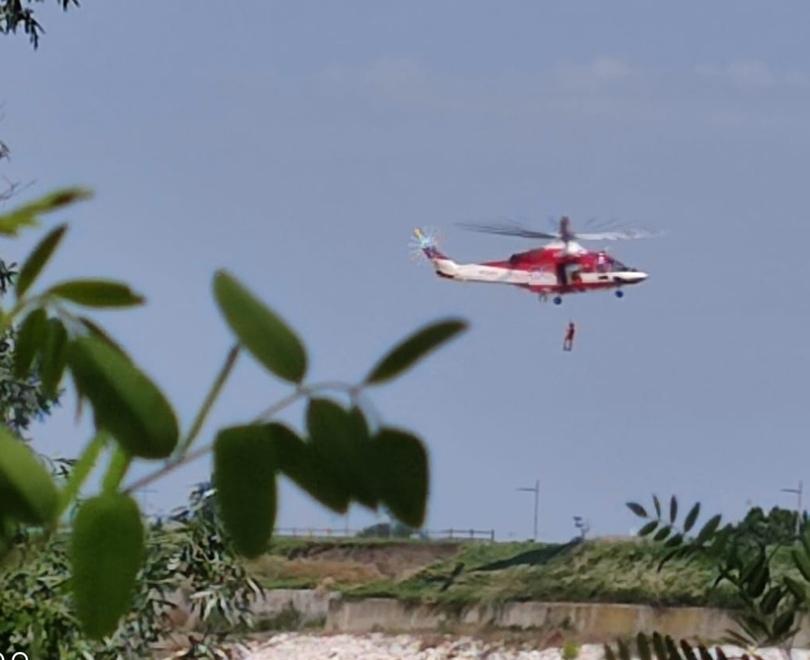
[248,537,797,610]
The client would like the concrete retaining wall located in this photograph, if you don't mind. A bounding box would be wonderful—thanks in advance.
[168,588,338,631]
[324,597,810,644]
[253,588,338,626]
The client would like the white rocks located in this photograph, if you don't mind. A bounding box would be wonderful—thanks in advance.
[244,635,810,660]
[247,635,569,659]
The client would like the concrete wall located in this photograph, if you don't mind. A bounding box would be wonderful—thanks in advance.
[253,588,338,627]
[167,588,338,631]
[325,597,810,644]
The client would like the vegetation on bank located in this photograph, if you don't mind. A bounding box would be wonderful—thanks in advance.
[251,538,742,608]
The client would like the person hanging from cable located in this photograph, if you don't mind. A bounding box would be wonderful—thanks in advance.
[563,321,576,352]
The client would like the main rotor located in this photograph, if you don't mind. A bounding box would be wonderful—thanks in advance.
[458,216,655,247]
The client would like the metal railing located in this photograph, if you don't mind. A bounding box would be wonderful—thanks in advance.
[422,528,496,542]
[274,527,495,542]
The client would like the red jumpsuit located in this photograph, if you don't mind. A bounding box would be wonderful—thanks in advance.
[563,322,576,351]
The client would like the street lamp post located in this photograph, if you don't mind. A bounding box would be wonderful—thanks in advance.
[573,516,590,540]
[517,480,539,542]
[781,480,804,536]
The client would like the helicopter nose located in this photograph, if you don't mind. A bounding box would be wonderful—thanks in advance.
[617,271,648,285]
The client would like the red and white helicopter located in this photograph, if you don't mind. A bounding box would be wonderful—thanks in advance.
[414,217,651,305]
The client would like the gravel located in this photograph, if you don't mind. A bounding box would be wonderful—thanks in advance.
[243,634,810,660]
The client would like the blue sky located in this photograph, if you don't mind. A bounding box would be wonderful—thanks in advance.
[2,1,810,540]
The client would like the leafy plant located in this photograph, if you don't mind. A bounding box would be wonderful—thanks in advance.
[0,481,264,658]
[562,640,580,660]
[604,632,761,660]
[627,496,801,649]
[0,0,78,48]
[167,482,264,636]
[0,188,467,641]
[732,506,805,547]
[0,260,58,437]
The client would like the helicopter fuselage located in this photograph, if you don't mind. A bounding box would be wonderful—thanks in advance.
[423,238,648,302]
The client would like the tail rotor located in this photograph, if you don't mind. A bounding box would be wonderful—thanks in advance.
[410,227,446,261]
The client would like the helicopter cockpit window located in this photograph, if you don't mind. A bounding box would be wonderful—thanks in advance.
[610,258,628,272]
[596,255,630,273]
[596,253,610,273]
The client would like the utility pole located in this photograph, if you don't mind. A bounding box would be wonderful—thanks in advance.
[517,480,539,542]
[781,480,803,536]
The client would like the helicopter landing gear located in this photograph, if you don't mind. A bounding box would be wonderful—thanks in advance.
[553,296,563,305]
[615,289,624,299]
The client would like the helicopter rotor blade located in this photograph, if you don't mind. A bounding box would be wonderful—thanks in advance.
[575,228,658,241]
[456,221,559,241]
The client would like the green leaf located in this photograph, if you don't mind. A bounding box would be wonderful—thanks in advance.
[273,423,350,513]
[772,609,796,640]
[745,562,768,599]
[665,534,683,548]
[372,428,429,528]
[78,316,131,359]
[695,514,722,545]
[639,520,658,537]
[669,495,678,524]
[784,576,807,600]
[214,425,278,557]
[0,187,91,236]
[57,431,108,518]
[792,547,810,581]
[13,307,48,378]
[68,336,179,458]
[679,640,697,660]
[365,319,467,385]
[16,223,67,298]
[652,494,662,518]
[736,612,768,640]
[102,446,132,494]
[658,546,688,571]
[760,586,784,615]
[651,632,667,660]
[213,270,307,383]
[664,636,682,660]
[708,528,730,558]
[0,426,57,524]
[653,526,671,542]
[627,502,648,518]
[71,493,144,639]
[683,502,700,533]
[307,399,378,509]
[636,633,652,660]
[722,629,751,648]
[41,318,68,396]
[47,279,145,308]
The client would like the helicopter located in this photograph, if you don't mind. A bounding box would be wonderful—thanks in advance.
[413,216,650,305]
